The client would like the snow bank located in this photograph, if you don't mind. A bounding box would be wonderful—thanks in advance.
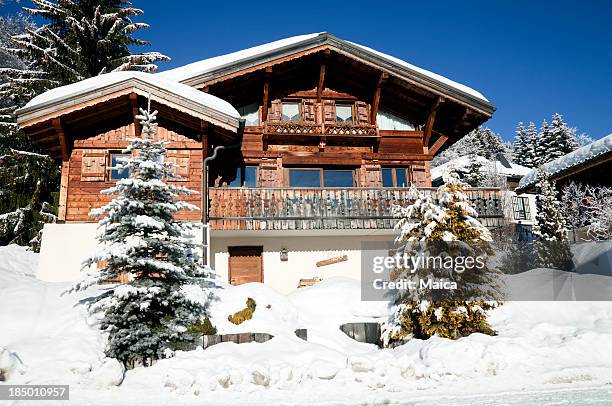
[0,246,611,404]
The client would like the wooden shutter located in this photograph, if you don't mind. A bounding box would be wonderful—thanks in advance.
[356,101,370,125]
[323,100,336,125]
[360,164,382,187]
[166,149,190,181]
[81,149,106,181]
[268,100,282,121]
[302,100,316,123]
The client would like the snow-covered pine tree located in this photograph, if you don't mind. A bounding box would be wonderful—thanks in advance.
[384,170,501,344]
[5,0,169,88]
[548,113,578,160]
[0,13,60,249]
[524,121,539,167]
[431,126,505,166]
[535,119,554,165]
[532,170,574,270]
[463,154,485,187]
[71,106,211,366]
[513,122,529,167]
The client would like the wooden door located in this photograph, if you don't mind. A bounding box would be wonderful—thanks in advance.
[228,246,263,285]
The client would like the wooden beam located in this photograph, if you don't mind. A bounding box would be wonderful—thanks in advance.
[261,67,272,123]
[423,96,444,147]
[316,63,326,103]
[428,134,449,156]
[51,118,68,161]
[370,72,388,124]
[129,92,140,136]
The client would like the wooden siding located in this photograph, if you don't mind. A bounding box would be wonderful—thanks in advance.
[65,123,203,221]
[208,187,504,231]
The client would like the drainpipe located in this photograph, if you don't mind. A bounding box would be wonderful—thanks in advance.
[202,119,245,267]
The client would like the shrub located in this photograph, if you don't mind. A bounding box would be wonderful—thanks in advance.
[188,318,217,335]
[228,298,257,325]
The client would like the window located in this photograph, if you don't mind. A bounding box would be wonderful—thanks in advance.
[513,196,531,221]
[376,109,415,131]
[228,166,258,187]
[289,169,321,187]
[335,105,353,123]
[323,170,354,187]
[281,103,300,122]
[109,152,130,180]
[288,169,355,187]
[382,167,411,187]
[237,103,259,126]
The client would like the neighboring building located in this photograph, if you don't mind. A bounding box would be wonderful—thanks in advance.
[17,32,501,293]
[517,134,612,193]
[430,154,531,189]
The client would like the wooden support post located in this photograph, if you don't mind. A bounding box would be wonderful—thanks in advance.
[129,93,140,136]
[261,67,272,123]
[316,63,326,103]
[370,72,387,124]
[428,133,449,156]
[52,118,69,221]
[423,96,444,148]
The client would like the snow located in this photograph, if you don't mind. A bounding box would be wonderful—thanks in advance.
[20,71,240,119]
[1,244,612,404]
[431,155,531,182]
[158,32,489,103]
[519,133,612,189]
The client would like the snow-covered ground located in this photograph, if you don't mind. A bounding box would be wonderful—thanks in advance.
[1,244,611,405]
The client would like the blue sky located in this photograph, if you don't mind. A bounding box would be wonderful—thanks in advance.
[2,0,610,141]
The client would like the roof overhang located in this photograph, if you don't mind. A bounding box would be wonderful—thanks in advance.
[159,32,495,117]
[17,72,241,132]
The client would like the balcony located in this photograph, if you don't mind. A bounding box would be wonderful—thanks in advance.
[264,121,379,140]
[208,187,504,231]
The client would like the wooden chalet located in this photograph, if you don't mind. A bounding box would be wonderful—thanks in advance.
[18,33,501,291]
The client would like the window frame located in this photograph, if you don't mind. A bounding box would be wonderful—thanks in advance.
[381,167,413,188]
[281,101,301,122]
[513,196,531,221]
[227,165,258,188]
[108,150,131,181]
[286,167,357,188]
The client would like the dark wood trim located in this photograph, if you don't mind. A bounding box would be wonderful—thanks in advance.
[370,72,387,124]
[428,133,449,156]
[129,92,140,136]
[423,96,444,147]
[317,63,326,103]
[261,67,272,123]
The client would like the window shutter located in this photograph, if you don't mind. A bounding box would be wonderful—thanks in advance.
[268,100,282,121]
[81,149,106,181]
[166,149,190,181]
[302,100,316,123]
[323,100,336,125]
[356,101,370,125]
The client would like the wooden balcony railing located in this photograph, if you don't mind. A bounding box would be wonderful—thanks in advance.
[264,121,379,137]
[208,187,504,231]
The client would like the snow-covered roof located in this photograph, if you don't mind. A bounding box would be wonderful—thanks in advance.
[431,155,531,182]
[158,32,493,114]
[17,71,241,131]
[518,134,612,190]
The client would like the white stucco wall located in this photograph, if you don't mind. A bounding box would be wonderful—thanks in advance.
[37,222,99,282]
[210,233,393,295]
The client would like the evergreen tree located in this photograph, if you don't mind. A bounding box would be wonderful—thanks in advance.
[384,171,501,344]
[432,126,505,166]
[70,106,211,366]
[535,119,552,165]
[524,122,539,167]
[548,113,578,160]
[513,122,529,167]
[532,170,574,271]
[463,154,485,187]
[0,13,60,250]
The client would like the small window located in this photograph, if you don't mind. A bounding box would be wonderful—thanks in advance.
[228,166,258,187]
[323,170,354,187]
[382,167,411,187]
[288,169,321,187]
[513,196,531,221]
[281,103,300,122]
[335,105,353,123]
[109,153,130,180]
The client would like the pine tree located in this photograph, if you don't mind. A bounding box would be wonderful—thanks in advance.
[0,13,60,250]
[463,154,485,187]
[535,119,552,165]
[525,122,539,167]
[432,126,505,166]
[548,113,578,160]
[70,106,212,366]
[384,172,501,344]
[513,122,529,167]
[532,170,574,271]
